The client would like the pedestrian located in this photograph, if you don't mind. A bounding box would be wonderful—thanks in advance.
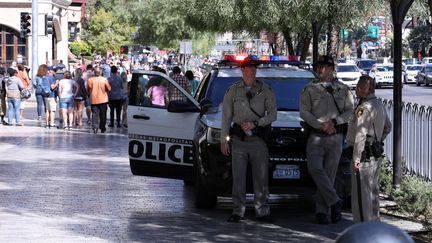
[346,76,391,223]
[120,71,129,128]
[58,71,78,129]
[87,67,111,134]
[17,64,30,120]
[0,66,7,125]
[83,64,94,125]
[300,55,354,224]
[73,68,87,127]
[43,67,57,128]
[33,64,49,121]
[4,68,24,126]
[107,66,123,128]
[168,66,190,101]
[184,70,199,96]
[220,57,277,223]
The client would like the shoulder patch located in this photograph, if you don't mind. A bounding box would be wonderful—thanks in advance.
[356,107,365,118]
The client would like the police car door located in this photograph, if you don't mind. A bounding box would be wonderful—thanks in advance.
[128,70,200,180]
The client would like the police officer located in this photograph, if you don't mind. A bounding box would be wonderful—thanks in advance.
[346,76,391,222]
[220,57,277,223]
[300,55,354,224]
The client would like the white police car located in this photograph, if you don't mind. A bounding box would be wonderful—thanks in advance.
[128,55,351,208]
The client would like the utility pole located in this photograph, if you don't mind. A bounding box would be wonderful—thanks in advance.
[31,0,38,80]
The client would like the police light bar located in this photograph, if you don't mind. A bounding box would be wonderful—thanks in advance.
[219,55,303,67]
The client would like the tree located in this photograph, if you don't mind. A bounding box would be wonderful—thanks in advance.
[82,9,135,55]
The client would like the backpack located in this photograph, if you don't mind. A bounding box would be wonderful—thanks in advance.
[40,76,51,97]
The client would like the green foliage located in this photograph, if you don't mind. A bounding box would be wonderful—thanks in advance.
[82,8,135,55]
[407,25,432,55]
[379,159,432,223]
[69,40,91,57]
[393,175,432,222]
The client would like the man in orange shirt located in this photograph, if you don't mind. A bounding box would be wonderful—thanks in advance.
[87,67,111,134]
[17,64,31,120]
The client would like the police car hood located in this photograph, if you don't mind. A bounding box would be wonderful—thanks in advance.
[201,111,301,129]
[337,71,361,78]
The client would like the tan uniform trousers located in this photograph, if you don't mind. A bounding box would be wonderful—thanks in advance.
[351,157,381,222]
[307,133,342,214]
[231,136,270,217]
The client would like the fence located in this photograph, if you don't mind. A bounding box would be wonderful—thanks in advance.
[382,99,432,181]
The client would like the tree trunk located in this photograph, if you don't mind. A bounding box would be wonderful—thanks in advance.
[300,34,312,61]
[282,28,295,56]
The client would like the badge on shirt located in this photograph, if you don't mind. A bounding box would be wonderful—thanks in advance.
[356,107,364,118]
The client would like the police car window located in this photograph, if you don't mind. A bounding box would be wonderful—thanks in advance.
[206,77,311,111]
[129,73,189,108]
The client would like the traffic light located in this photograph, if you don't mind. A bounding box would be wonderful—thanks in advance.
[367,26,379,38]
[120,45,128,54]
[45,15,53,35]
[340,29,348,39]
[20,12,31,38]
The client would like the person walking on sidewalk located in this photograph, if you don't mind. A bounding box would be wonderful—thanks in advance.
[87,68,111,134]
[4,68,24,126]
[33,64,49,121]
[0,66,7,124]
[107,66,123,128]
[58,71,78,129]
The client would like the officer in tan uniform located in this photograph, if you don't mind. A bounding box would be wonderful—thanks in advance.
[300,55,354,224]
[220,57,277,223]
[346,76,391,222]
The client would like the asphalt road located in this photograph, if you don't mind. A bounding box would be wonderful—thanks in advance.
[375,83,432,106]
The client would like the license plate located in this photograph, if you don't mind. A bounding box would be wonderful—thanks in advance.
[273,164,300,179]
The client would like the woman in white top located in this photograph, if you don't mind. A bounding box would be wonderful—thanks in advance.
[58,71,79,129]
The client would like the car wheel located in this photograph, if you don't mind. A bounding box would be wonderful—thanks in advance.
[416,79,420,86]
[194,163,217,209]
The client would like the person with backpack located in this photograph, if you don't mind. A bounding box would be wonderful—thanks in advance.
[4,68,24,126]
[33,64,49,121]
[42,68,56,128]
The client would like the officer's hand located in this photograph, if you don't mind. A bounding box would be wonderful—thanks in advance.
[220,142,230,156]
[353,160,362,170]
[241,121,255,131]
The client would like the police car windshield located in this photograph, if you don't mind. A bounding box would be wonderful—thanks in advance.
[407,66,422,71]
[357,60,376,69]
[207,77,310,111]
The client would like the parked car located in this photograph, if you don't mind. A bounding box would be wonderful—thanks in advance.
[404,64,422,84]
[356,59,377,75]
[336,63,362,89]
[416,64,432,86]
[421,57,432,65]
[368,63,404,88]
[127,55,352,208]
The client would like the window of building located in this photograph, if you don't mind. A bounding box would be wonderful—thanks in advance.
[0,25,28,65]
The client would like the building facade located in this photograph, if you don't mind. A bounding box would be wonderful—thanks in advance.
[0,0,85,74]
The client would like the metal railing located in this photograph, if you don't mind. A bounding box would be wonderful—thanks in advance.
[382,99,432,181]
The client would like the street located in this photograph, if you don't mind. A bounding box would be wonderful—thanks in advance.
[0,100,426,242]
[375,83,432,106]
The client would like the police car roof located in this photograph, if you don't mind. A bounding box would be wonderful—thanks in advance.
[216,67,316,79]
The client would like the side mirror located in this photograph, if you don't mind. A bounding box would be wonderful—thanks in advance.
[199,98,213,114]
[167,100,200,113]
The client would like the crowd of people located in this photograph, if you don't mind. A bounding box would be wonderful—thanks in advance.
[0,53,203,134]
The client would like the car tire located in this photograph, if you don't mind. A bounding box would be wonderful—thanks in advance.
[194,163,217,209]
[416,79,420,86]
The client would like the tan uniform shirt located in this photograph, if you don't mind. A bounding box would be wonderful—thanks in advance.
[220,79,277,141]
[346,94,392,163]
[300,79,354,129]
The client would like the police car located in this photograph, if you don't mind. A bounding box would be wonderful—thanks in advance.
[127,55,351,208]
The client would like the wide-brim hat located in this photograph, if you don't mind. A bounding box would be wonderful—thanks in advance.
[314,55,335,67]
